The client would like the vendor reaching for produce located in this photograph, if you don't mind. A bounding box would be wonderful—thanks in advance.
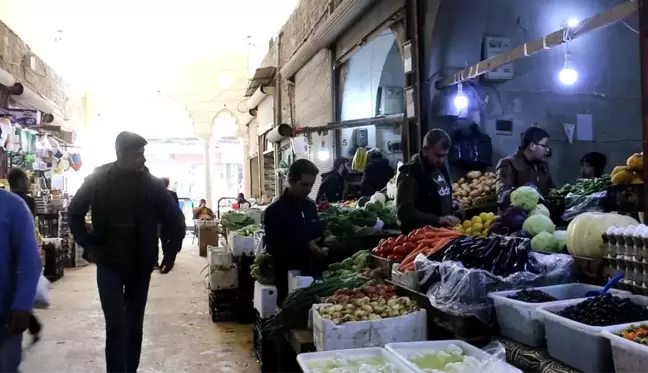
[396,129,461,233]
[263,159,328,305]
[579,152,607,178]
[496,127,555,203]
[316,157,349,203]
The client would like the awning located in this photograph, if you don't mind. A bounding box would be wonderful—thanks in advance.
[245,67,276,97]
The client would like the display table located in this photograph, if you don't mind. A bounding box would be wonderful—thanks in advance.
[498,337,580,373]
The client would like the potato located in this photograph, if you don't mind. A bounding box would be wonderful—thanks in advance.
[483,185,491,193]
[469,190,482,198]
[466,170,482,179]
[458,177,465,184]
[461,184,471,192]
[452,183,459,190]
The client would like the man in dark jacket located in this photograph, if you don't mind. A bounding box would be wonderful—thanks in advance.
[396,129,461,234]
[158,177,181,273]
[316,158,348,203]
[360,150,394,196]
[264,159,327,305]
[68,131,185,373]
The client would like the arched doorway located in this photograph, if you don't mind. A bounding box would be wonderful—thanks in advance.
[209,110,244,205]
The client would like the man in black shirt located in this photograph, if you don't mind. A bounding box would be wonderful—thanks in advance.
[68,131,185,373]
[7,168,35,216]
[158,177,181,273]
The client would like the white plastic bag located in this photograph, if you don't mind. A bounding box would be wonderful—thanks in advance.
[33,274,50,309]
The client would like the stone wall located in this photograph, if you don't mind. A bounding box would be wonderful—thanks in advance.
[0,21,69,109]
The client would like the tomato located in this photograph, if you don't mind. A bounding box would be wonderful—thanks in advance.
[387,237,397,244]
[393,245,407,256]
[387,254,398,261]
[395,236,406,245]
[402,242,415,253]
[382,245,394,255]
[392,255,404,262]
[378,238,387,246]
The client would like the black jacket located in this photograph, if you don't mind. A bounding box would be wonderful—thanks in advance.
[361,158,394,196]
[316,171,345,203]
[263,190,323,270]
[168,190,179,206]
[396,153,454,234]
[68,163,186,269]
[449,124,493,170]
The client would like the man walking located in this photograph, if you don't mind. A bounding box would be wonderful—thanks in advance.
[158,177,181,273]
[0,189,42,372]
[68,131,185,373]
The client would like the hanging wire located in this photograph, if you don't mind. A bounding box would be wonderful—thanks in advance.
[623,21,640,34]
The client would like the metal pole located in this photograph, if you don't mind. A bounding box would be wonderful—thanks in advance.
[640,0,648,217]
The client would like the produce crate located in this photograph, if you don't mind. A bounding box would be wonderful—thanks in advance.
[602,323,648,373]
[208,288,237,322]
[297,347,415,373]
[233,254,255,323]
[370,254,398,278]
[43,243,65,282]
[489,283,630,347]
[253,310,278,372]
[326,230,400,265]
[605,184,644,213]
[537,294,648,372]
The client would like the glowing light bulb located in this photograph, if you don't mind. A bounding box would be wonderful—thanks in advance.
[317,148,330,161]
[567,18,579,28]
[559,52,578,85]
[453,83,468,111]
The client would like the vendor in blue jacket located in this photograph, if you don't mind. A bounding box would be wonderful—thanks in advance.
[0,189,42,372]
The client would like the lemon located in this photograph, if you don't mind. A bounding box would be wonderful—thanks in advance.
[470,230,481,237]
[471,216,482,225]
[454,225,464,233]
[484,220,491,228]
[463,220,472,229]
[482,228,489,236]
[472,222,483,232]
[488,212,495,219]
[479,212,489,222]
[464,227,472,235]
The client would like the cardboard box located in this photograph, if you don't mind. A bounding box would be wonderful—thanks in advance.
[199,226,220,257]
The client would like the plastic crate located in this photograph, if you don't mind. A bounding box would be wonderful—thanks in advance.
[253,311,278,372]
[385,340,521,373]
[602,322,648,373]
[208,289,237,322]
[297,347,415,373]
[537,294,648,372]
[489,283,630,347]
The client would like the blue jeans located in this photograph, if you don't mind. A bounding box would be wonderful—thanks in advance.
[97,264,152,373]
[0,333,22,373]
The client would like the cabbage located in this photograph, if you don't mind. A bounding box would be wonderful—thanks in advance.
[553,230,567,250]
[531,231,557,251]
[370,192,386,204]
[529,204,550,218]
[501,207,528,231]
[522,214,556,236]
[566,212,639,258]
[510,186,540,211]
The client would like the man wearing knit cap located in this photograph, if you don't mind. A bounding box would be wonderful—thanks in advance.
[68,131,185,373]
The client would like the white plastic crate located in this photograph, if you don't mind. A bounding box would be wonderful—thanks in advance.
[385,340,521,373]
[489,283,630,347]
[228,233,256,256]
[602,322,648,373]
[287,270,314,295]
[537,294,648,372]
[297,347,416,373]
[253,281,278,319]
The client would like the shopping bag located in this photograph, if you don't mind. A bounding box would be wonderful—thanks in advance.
[33,274,50,309]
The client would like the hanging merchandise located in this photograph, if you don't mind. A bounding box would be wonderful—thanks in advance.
[0,108,42,127]
[0,117,12,149]
[70,153,82,171]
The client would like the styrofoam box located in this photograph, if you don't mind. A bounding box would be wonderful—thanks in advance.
[228,233,255,256]
[208,246,232,266]
[312,304,427,351]
[297,347,416,373]
[489,283,631,347]
[537,294,648,372]
[209,265,238,290]
[602,322,648,373]
[385,340,521,373]
[253,281,278,319]
[288,270,314,295]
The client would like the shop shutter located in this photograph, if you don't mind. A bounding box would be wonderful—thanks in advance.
[257,97,274,135]
[335,0,405,60]
[248,119,259,157]
[294,49,334,200]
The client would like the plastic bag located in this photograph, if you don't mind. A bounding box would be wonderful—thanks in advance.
[415,252,574,324]
[33,274,50,309]
[561,191,607,221]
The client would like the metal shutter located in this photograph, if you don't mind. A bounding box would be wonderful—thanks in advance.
[257,97,274,135]
[248,119,259,157]
[294,49,333,200]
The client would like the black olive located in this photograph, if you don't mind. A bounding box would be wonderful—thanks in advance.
[555,295,648,326]
[507,289,558,303]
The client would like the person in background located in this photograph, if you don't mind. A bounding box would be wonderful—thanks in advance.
[579,152,607,179]
[193,199,216,220]
[396,129,461,234]
[158,177,183,274]
[360,149,394,196]
[495,127,555,203]
[7,168,43,343]
[316,158,349,203]
[68,131,185,373]
[0,189,42,372]
[264,159,328,305]
[236,193,251,209]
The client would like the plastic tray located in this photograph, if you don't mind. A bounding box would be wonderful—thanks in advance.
[296,347,416,373]
[489,283,630,347]
[385,340,521,373]
[602,322,648,373]
[537,294,648,372]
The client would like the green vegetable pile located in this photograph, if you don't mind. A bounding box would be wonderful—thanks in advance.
[250,252,274,285]
[236,224,261,237]
[323,250,370,281]
[319,207,378,237]
[364,201,398,228]
[549,175,611,198]
[221,211,255,231]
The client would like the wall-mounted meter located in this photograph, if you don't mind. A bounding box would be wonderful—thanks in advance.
[483,36,514,80]
[352,128,368,148]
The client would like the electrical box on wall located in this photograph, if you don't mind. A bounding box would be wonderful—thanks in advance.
[377,87,404,116]
[483,36,514,80]
[352,128,369,148]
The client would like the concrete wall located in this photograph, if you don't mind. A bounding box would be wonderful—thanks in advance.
[422,0,641,185]
[0,21,69,109]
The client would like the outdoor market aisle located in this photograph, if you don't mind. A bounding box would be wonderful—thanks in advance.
[22,241,259,373]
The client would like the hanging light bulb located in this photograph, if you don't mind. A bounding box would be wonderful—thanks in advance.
[317,140,330,161]
[453,83,469,111]
[567,17,580,28]
[559,51,578,85]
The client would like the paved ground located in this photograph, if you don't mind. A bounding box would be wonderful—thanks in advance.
[22,241,258,372]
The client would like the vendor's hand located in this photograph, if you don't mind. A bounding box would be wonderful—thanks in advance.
[439,215,461,227]
[7,309,31,334]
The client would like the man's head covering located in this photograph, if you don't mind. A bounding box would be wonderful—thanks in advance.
[580,152,607,176]
[115,131,147,156]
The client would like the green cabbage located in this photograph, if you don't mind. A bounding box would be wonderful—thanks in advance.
[553,230,567,251]
[531,231,557,251]
[510,186,540,211]
[522,214,556,236]
[530,204,550,218]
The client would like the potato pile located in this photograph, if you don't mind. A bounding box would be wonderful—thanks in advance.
[452,171,497,209]
[318,295,419,324]
[611,152,644,185]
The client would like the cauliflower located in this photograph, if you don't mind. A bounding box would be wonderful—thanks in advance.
[510,186,541,211]
[522,214,556,236]
[529,204,550,218]
[553,230,567,251]
[531,231,557,251]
